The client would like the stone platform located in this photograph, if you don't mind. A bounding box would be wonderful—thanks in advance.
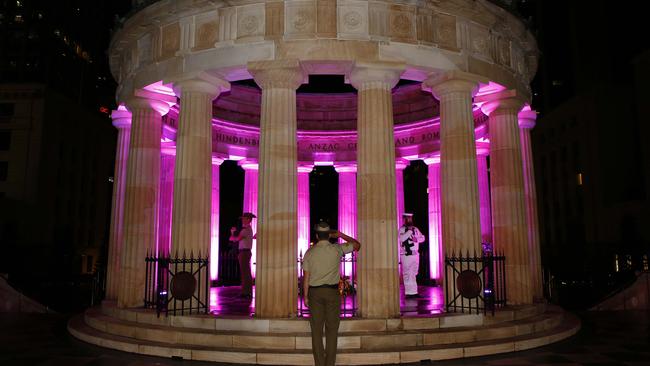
[68,301,579,365]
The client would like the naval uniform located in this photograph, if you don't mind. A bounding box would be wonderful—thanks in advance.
[399,225,425,296]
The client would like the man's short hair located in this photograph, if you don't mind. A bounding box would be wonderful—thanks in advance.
[316,231,330,241]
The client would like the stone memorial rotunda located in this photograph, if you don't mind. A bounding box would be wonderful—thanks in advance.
[69,0,580,363]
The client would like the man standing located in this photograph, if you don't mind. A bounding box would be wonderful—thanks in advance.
[303,222,360,366]
[229,212,256,299]
[399,212,425,298]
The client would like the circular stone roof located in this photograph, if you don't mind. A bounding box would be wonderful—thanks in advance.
[212,81,439,130]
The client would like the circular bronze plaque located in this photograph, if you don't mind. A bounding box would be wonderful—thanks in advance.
[456,270,482,299]
[170,271,196,301]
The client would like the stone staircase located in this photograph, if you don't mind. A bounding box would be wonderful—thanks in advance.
[68,301,580,365]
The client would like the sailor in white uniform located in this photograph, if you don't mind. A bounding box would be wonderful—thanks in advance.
[399,213,426,298]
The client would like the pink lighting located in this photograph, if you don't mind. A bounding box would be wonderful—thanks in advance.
[477,153,492,244]
[424,158,442,280]
[210,160,222,281]
[142,80,176,97]
[335,165,357,277]
[158,155,175,255]
[475,81,507,97]
[297,166,312,261]
[395,160,408,224]
[241,162,258,277]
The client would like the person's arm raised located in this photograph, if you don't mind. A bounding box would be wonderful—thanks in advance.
[334,231,361,252]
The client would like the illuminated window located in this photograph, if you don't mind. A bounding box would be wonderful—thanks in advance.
[16,1,23,7]
[577,173,583,186]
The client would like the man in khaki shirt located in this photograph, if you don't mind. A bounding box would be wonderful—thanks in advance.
[303,222,360,366]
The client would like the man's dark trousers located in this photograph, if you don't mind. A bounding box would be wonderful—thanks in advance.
[238,249,252,296]
[308,287,340,366]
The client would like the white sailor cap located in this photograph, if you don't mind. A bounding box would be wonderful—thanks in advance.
[402,212,414,217]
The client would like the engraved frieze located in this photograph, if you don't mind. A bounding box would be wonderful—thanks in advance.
[388,5,415,42]
[237,4,265,41]
[285,1,316,38]
[161,22,180,59]
[469,23,491,60]
[497,37,511,67]
[434,13,458,50]
[194,12,219,50]
[137,33,152,67]
[338,0,369,39]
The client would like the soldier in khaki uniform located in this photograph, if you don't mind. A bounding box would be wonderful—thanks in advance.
[303,222,360,366]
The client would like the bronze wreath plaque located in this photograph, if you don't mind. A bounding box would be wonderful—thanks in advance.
[170,271,196,301]
[456,270,482,299]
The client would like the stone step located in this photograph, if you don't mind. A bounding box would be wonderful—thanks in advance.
[100,300,547,333]
[82,306,564,351]
[68,311,580,365]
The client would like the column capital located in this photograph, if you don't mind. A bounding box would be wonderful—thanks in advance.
[297,164,314,173]
[248,59,305,90]
[212,156,225,166]
[349,61,405,91]
[422,70,488,100]
[239,160,259,171]
[518,109,538,130]
[170,72,230,98]
[124,89,177,116]
[423,156,441,166]
[111,107,132,129]
[395,159,409,170]
[475,90,526,116]
[476,146,490,156]
[334,164,357,173]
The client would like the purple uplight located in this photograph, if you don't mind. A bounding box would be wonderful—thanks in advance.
[425,159,442,280]
[336,165,357,277]
[210,161,222,281]
[241,163,259,277]
[297,166,312,263]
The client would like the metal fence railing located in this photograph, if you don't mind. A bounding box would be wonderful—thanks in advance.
[144,251,210,316]
[444,250,506,315]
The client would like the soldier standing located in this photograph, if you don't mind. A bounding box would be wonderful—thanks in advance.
[399,213,425,298]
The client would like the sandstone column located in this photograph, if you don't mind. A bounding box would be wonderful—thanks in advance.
[424,157,442,281]
[249,60,303,318]
[519,109,543,300]
[297,165,312,259]
[481,92,532,305]
[171,75,229,257]
[335,164,357,279]
[423,71,486,259]
[477,151,492,245]
[350,62,404,318]
[240,161,259,277]
[105,108,131,300]
[118,92,174,308]
[158,154,175,256]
